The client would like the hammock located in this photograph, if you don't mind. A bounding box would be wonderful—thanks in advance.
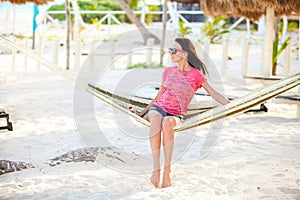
[1,35,300,132]
[87,72,300,132]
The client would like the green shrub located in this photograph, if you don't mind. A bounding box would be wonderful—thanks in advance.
[178,19,192,37]
[145,5,160,25]
[201,16,230,43]
[47,0,124,24]
[127,62,163,69]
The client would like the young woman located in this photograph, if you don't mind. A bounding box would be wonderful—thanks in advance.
[133,38,230,188]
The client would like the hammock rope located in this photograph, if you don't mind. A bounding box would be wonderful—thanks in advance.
[1,35,299,132]
[87,84,211,118]
[88,72,300,132]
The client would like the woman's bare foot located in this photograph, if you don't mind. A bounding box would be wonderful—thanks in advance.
[161,171,172,188]
[150,170,160,188]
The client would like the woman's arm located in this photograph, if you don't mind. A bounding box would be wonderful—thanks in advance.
[202,81,230,105]
[135,83,164,117]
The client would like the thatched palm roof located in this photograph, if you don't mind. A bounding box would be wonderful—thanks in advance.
[0,0,53,5]
[169,0,199,4]
[171,0,300,21]
[230,0,300,21]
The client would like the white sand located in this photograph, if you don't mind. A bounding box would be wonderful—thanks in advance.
[0,23,300,199]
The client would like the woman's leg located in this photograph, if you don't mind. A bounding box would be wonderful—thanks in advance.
[161,116,181,188]
[144,110,163,187]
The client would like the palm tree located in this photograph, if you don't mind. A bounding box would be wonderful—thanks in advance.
[114,0,160,44]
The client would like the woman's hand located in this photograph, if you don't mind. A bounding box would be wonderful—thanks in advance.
[128,106,142,116]
[128,106,136,113]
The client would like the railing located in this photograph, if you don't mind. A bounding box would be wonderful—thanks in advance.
[43,9,252,41]
[2,7,295,75]
[44,10,206,29]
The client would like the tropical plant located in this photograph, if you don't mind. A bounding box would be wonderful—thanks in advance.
[127,0,139,10]
[145,5,160,25]
[48,0,159,44]
[201,16,229,43]
[178,19,192,37]
[47,0,123,24]
[272,20,296,75]
[272,37,290,74]
[127,62,163,69]
[47,3,66,21]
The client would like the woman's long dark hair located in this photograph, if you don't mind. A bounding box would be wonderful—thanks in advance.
[175,38,209,76]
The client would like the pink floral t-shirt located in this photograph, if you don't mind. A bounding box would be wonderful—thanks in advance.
[153,66,207,115]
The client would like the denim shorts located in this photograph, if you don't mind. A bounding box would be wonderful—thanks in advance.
[148,105,184,122]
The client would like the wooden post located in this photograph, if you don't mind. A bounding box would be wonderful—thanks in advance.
[53,39,59,65]
[146,38,154,66]
[221,35,228,73]
[110,39,115,69]
[261,7,274,77]
[282,16,288,43]
[89,40,95,71]
[246,19,251,39]
[23,38,28,71]
[36,35,43,71]
[242,40,250,76]
[283,41,291,76]
[11,38,17,72]
[127,40,133,68]
[74,39,81,70]
[108,13,111,38]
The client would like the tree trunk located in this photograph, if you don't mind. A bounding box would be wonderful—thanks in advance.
[115,0,160,44]
[262,7,274,77]
[65,0,71,70]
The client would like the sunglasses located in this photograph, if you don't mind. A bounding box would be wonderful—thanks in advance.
[168,48,185,54]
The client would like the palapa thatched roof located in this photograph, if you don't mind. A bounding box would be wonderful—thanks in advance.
[0,0,53,5]
[199,0,230,17]
[171,0,300,21]
[230,0,300,21]
[169,0,199,5]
